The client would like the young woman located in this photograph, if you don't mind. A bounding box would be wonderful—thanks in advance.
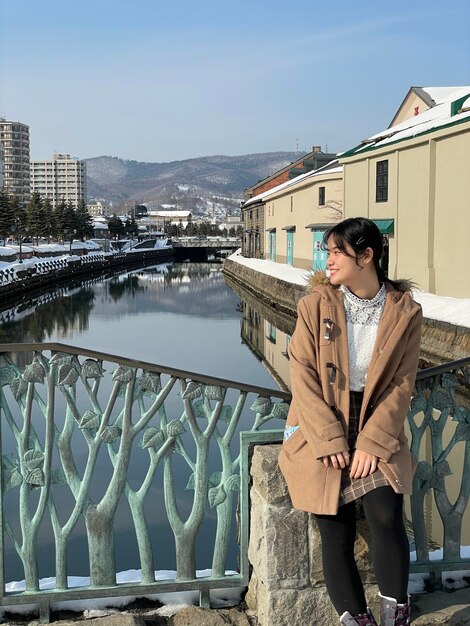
[279,218,422,626]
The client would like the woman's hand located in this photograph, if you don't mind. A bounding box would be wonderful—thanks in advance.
[349,450,378,479]
[321,451,350,469]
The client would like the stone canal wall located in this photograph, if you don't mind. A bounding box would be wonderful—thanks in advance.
[223,257,470,366]
[0,249,173,307]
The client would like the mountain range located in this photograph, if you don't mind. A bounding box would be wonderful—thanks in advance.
[84,152,302,217]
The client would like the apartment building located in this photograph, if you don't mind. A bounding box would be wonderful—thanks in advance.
[87,200,111,217]
[0,117,31,206]
[30,153,87,207]
[0,140,4,187]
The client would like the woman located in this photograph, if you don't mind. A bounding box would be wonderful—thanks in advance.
[278,218,422,626]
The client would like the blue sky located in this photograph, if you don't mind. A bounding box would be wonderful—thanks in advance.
[1,0,469,162]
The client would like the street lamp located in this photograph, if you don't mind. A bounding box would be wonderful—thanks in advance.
[10,220,25,264]
[69,229,77,254]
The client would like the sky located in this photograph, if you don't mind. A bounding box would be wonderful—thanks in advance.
[0,0,469,163]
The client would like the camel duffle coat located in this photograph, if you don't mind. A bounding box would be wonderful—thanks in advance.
[278,275,422,515]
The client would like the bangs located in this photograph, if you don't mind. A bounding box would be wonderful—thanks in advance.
[321,229,350,255]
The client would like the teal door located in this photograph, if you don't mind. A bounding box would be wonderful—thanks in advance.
[312,230,327,270]
[286,231,294,266]
[269,232,276,261]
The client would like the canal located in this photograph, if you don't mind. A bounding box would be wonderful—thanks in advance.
[0,260,293,582]
[0,261,291,390]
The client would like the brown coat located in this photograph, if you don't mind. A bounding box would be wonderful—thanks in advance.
[278,276,422,515]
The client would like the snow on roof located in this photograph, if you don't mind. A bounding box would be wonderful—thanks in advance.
[421,86,470,105]
[227,250,470,328]
[341,90,470,157]
[243,161,342,207]
[148,210,192,217]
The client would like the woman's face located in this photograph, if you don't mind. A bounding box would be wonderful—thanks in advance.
[325,236,366,287]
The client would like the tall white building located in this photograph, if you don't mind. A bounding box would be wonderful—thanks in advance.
[0,140,4,188]
[0,117,31,206]
[30,153,87,207]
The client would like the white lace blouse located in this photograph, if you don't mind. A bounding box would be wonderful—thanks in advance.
[340,284,386,391]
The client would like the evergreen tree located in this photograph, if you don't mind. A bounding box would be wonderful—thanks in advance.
[26,192,47,243]
[75,199,94,240]
[54,199,68,241]
[126,215,139,238]
[64,201,79,247]
[43,198,55,243]
[0,189,15,244]
[108,214,125,239]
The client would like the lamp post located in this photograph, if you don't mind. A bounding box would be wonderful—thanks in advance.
[10,220,24,264]
[69,229,77,254]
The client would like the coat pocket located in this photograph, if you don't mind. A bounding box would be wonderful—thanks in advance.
[282,426,307,457]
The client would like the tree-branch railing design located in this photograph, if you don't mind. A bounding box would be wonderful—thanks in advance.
[0,344,468,611]
[408,357,470,577]
[0,343,290,605]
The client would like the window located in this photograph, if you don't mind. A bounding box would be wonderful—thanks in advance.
[250,210,253,219]
[319,187,325,206]
[376,160,388,202]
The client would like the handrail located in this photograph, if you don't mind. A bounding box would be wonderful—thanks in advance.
[0,343,468,621]
[0,343,292,401]
[0,343,290,621]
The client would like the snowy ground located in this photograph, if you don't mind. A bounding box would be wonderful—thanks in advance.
[228,250,470,328]
[1,569,243,618]
[1,552,469,618]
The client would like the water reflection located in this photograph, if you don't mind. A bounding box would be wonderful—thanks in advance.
[0,262,277,389]
[226,275,295,392]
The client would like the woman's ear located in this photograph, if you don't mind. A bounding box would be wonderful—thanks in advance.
[363,247,374,265]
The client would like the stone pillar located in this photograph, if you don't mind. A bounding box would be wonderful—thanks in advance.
[246,444,380,626]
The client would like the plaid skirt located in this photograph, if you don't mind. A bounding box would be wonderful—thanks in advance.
[338,390,390,507]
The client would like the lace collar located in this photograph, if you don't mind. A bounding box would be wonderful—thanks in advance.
[340,283,386,308]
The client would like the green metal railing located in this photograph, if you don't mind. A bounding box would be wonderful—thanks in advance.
[0,344,468,620]
[0,343,290,621]
[408,357,470,584]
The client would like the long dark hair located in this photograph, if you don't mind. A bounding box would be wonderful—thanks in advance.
[322,217,407,291]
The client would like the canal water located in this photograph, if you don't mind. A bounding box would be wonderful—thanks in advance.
[0,261,288,390]
[0,261,293,583]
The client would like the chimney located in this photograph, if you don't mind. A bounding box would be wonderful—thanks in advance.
[312,146,322,153]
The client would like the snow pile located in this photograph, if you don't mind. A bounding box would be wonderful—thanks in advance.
[226,251,470,328]
[408,546,470,594]
[1,569,243,617]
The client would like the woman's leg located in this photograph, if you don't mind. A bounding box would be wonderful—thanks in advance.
[315,502,368,616]
[362,487,410,603]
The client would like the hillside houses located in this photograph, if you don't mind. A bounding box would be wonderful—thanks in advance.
[240,86,470,298]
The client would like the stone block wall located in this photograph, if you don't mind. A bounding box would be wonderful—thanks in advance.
[246,444,380,626]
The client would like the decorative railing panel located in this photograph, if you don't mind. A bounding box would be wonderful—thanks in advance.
[0,344,468,619]
[408,357,470,581]
[0,343,290,619]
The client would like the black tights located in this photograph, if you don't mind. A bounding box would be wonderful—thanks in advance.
[314,487,410,616]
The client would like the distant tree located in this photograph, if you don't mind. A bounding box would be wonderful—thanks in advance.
[125,216,139,238]
[64,201,79,242]
[26,192,47,243]
[108,214,125,239]
[54,199,68,241]
[75,199,94,240]
[43,198,55,242]
[0,189,15,244]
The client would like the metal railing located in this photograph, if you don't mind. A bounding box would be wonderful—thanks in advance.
[408,357,470,584]
[0,343,290,621]
[0,344,468,620]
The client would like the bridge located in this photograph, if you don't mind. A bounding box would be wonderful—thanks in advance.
[170,236,241,260]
